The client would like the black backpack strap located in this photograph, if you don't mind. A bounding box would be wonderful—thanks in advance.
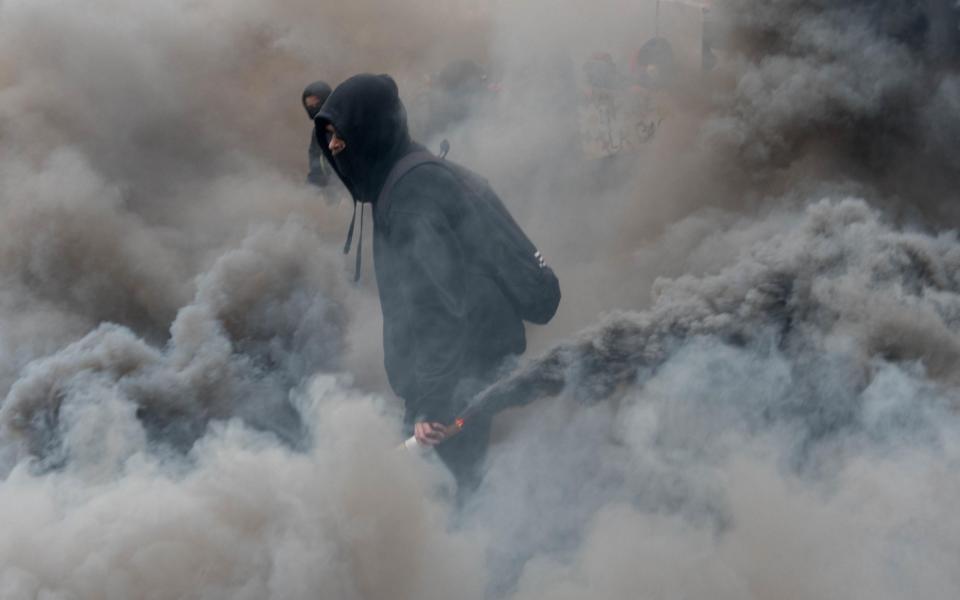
[376,151,446,226]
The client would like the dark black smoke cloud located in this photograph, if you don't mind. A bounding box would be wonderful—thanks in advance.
[707,0,960,219]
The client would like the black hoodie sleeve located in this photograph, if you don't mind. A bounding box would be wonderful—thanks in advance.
[387,168,469,423]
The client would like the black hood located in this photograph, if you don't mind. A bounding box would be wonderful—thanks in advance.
[314,74,419,204]
[302,80,332,120]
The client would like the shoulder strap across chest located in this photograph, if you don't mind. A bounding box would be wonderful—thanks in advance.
[375,151,450,224]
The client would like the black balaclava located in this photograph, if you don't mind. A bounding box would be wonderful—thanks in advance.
[302,80,332,121]
[314,74,421,280]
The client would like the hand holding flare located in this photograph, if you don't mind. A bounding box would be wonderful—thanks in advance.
[403,417,466,452]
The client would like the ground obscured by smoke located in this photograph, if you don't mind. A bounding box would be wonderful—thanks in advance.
[0,376,485,600]
[1,0,959,598]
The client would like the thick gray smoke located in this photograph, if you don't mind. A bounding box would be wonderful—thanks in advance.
[0,221,347,469]
[1,0,960,599]
[707,0,960,219]
[464,197,960,599]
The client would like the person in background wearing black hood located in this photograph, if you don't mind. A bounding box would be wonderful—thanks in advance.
[302,81,333,188]
[314,74,560,498]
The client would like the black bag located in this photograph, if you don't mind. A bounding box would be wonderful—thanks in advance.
[376,151,560,325]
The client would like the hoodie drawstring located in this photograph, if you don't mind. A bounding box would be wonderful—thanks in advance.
[343,201,357,255]
[343,200,363,283]
[342,201,365,283]
[354,203,364,282]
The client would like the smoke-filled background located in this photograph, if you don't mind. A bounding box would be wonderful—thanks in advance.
[1,0,960,598]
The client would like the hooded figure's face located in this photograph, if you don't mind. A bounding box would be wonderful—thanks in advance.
[324,124,346,156]
[314,74,414,204]
[301,80,332,121]
[304,96,324,120]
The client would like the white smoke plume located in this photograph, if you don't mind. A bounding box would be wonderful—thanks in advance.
[1,0,960,599]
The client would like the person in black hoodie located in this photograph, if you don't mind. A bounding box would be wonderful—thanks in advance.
[314,74,560,495]
[302,81,333,188]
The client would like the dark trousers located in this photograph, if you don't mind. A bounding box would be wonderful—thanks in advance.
[404,365,501,502]
[435,413,491,498]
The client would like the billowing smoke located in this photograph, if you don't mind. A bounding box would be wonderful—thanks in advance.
[450,196,960,599]
[1,0,960,598]
[707,0,960,218]
[0,220,347,469]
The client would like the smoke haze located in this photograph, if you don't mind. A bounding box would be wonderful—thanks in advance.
[1,0,959,598]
